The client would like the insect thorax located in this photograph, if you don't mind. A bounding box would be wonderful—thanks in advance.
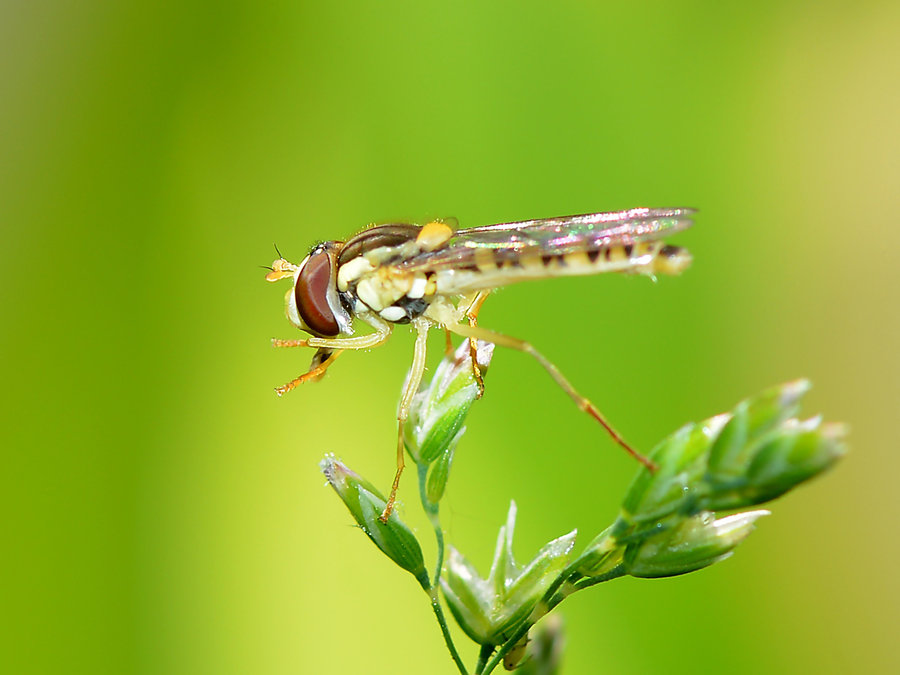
[336,225,440,325]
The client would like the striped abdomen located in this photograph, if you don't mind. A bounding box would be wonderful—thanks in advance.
[432,241,692,295]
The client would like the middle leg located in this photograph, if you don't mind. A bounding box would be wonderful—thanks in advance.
[464,292,490,398]
[379,318,432,522]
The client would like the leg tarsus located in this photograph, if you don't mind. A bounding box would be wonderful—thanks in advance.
[305,348,339,384]
[272,338,309,348]
[274,348,342,396]
[577,398,658,472]
[379,422,406,522]
[468,337,485,399]
[465,292,489,399]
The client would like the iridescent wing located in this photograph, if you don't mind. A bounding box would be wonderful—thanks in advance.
[397,207,695,272]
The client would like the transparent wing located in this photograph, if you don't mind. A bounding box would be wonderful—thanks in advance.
[397,207,696,272]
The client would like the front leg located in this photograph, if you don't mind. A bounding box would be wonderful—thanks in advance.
[274,347,343,396]
[272,313,393,395]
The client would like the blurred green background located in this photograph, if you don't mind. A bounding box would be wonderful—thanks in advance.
[3,1,898,673]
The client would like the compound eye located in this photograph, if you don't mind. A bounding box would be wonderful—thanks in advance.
[295,251,340,337]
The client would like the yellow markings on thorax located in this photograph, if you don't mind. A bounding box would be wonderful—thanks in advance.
[416,221,454,251]
[339,224,453,316]
[354,266,415,312]
[336,256,376,291]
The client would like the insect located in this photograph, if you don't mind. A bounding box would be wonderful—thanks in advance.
[266,207,695,521]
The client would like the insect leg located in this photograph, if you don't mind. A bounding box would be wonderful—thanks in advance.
[272,316,392,352]
[305,329,391,351]
[274,349,343,396]
[445,322,657,472]
[274,315,392,395]
[271,338,310,348]
[380,318,431,522]
[464,292,490,398]
[443,329,454,357]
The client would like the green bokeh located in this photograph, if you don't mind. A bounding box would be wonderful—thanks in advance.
[2,1,898,673]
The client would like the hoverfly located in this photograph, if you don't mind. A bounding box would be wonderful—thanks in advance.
[266,207,694,520]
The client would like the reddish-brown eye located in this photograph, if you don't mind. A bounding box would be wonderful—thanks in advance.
[295,251,339,337]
